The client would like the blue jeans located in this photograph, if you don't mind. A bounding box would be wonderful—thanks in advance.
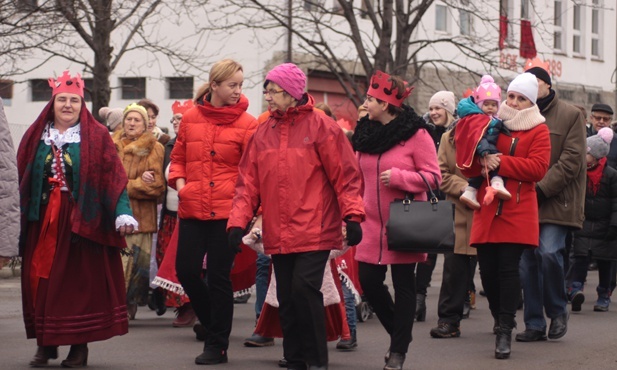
[255,253,270,318]
[519,224,569,331]
[341,282,357,333]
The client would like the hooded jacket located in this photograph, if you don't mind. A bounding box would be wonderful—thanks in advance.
[169,95,258,221]
[228,94,365,254]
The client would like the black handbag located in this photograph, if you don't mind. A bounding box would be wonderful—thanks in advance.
[386,173,455,253]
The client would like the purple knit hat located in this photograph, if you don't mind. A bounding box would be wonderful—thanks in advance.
[265,63,306,100]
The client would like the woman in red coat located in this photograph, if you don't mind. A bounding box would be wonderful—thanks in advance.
[461,72,551,360]
[168,59,258,365]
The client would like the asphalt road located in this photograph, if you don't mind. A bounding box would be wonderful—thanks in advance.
[1,257,617,369]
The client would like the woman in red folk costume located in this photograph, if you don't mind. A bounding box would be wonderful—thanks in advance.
[152,99,196,326]
[17,71,137,368]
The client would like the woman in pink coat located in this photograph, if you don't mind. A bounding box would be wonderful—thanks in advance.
[353,71,441,370]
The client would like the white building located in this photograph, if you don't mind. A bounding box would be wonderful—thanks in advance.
[2,0,615,146]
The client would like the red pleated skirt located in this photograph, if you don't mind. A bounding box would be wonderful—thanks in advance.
[21,193,128,346]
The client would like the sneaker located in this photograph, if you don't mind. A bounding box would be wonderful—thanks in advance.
[429,322,461,338]
[336,330,357,351]
[570,291,585,312]
[277,357,287,368]
[244,333,274,347]
[460,187,480,210]
[594,295,610,312]
[195,348,228,365]
[490,176,511,200]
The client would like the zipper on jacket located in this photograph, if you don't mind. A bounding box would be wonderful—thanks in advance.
[517,182,522,203]
[376,154,384,264]
[496,137,519,216]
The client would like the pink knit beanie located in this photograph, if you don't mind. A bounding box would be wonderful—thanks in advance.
[474,75,502,107]
[265,63,306,100]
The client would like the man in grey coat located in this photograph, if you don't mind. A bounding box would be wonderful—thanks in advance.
[516,67,586,342]
[0,97,20,259]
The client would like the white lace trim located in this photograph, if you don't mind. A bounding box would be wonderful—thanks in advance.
[42,123,81,147]
[115,215,139,231]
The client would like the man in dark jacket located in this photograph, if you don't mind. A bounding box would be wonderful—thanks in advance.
[516,67,586,343]
[587,103,617,169]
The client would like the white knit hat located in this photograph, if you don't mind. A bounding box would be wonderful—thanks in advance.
[507,73,538,105]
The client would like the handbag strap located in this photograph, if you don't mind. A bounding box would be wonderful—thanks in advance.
[418,173,439,204]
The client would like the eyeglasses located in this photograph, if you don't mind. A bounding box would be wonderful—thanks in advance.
[170,116,182,124]
[262,89,285,97]
[591,114,612,123]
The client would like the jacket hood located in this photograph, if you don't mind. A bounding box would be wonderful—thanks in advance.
[457,96,484,118]
[196,94,250,125]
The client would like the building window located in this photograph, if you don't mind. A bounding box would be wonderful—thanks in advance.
[31,79,51,102]
[459,9,472,35]
[167,77,194,99]
[553,0,565,51]
[82,78,94,102]
[435,4,448,32]
[0,80,13,100]
[360,0,374,19]
[591,0,602,58]
[303,0,324,12]
[520,0,530,19]
[572,3,584,55]
[120,77,146,100]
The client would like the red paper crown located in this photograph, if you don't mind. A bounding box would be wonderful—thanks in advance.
[367,70,414,107]
[523,57,551,75]
[48,71,84,98]
[171,99,195,115]
[462,88,474,98]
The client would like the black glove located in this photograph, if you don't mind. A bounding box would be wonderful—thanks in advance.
[536,185,547,207]
[344,219,363,246]
[228,227,244,254]
[604,227,617,242]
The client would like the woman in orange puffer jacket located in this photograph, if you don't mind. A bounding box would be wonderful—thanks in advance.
[168,59,258,365]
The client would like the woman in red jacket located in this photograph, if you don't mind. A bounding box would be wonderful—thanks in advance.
[168,59,258,365]
[461,73,551,360]
[228,63,364,370]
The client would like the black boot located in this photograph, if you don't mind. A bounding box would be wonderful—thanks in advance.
[495,315,514,359]
[384,352,405,370]
[415,294,426,322]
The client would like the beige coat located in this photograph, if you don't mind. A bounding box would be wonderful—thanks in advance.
[114,130,165,233]
[437,129,476,255]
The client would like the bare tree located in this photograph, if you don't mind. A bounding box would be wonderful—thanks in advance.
[0,0,212,116]
[195,0,510,106]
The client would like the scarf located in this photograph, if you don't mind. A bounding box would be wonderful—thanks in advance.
[17,99,128,250]
[198,94,251,125]
[352,105,430,154]
[536,89,556,113]
[498,101,546,131]
[587,157,607,195]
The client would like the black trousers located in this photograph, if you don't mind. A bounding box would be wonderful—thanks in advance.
[437,253,476,324]
[359,262,416,354]
[415,254,437,296]
[176,219,235,351]
[476,243,525,324]
[272,251,330,369]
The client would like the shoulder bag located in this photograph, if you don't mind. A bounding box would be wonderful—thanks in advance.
[386,173,455,253]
